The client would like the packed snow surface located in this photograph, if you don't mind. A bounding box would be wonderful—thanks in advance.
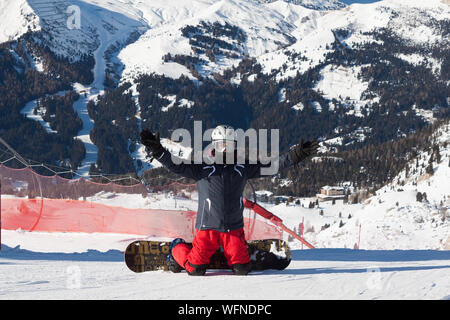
[0,231,449,300]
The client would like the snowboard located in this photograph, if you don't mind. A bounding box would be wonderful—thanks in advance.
[124,239,291,273]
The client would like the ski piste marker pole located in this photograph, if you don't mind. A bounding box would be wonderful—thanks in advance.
[301,217,304,250]
[243,198,315,249]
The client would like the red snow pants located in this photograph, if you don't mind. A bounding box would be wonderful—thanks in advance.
[172,228,250,274]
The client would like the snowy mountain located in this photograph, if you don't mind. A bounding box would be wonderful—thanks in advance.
[256,0,346,10]
[1,0,447,71]
[0,0,448,178]
[0,0,40,43]
[117,0,298,82]
[259,0,449,74]
[1,0,94,61]
[111,0,449,84]
[4,0,447,81]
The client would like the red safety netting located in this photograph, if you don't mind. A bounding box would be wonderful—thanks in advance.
[0,164,282,242]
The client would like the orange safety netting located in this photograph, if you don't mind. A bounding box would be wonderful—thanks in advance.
[0,164,282,242]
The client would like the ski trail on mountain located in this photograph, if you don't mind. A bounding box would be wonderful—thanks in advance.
[21,100,56,134]
[72,20,111,177]
[72,1,145,177]
[72,32,107,177]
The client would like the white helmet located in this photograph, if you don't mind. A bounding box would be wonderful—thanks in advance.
[211,125,236,152]
[211,125,236,141]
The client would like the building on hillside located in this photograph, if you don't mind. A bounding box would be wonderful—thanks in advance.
[316,185,345,201]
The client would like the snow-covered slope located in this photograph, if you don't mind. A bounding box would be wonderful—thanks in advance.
[2,0,448,81]
[271,121,450,250]
[0,0,40,43]
[259,0,450,79]
[117,0,297,81]
[0,0,343,46]
[0,0,147,61]
[314,64,377,116]
[103,0,449,84]
[250,0,450,126]
[256,0,347,11]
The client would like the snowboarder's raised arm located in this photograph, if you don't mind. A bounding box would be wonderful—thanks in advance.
[288,138,320,165]
[140,129,202,180]
[245,138,319,179]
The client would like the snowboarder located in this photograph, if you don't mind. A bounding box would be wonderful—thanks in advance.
[140,125,319,275]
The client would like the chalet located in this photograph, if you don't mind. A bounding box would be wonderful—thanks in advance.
[317,185,345,201]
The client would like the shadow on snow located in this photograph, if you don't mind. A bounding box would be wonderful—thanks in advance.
[251,248,450,276]
[257,264,450,276]
[0,244,123,262]
[291,248,450,262]
[1,247,449,273]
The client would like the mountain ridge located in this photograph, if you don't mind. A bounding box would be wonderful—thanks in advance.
[0,0,448,184]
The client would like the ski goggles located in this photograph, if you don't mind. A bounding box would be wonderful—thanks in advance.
[213,140,236,153]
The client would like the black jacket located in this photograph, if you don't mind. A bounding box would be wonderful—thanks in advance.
[156,150,293,232]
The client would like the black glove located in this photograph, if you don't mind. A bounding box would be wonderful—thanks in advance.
[140,129,164,160]
[289,139,320,165]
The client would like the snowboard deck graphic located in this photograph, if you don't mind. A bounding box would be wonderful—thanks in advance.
[124,239,291,273]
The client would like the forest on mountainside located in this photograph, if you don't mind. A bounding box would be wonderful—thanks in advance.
[0,23,448,192]
[141,119,447,199]
[0,32,93,173]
